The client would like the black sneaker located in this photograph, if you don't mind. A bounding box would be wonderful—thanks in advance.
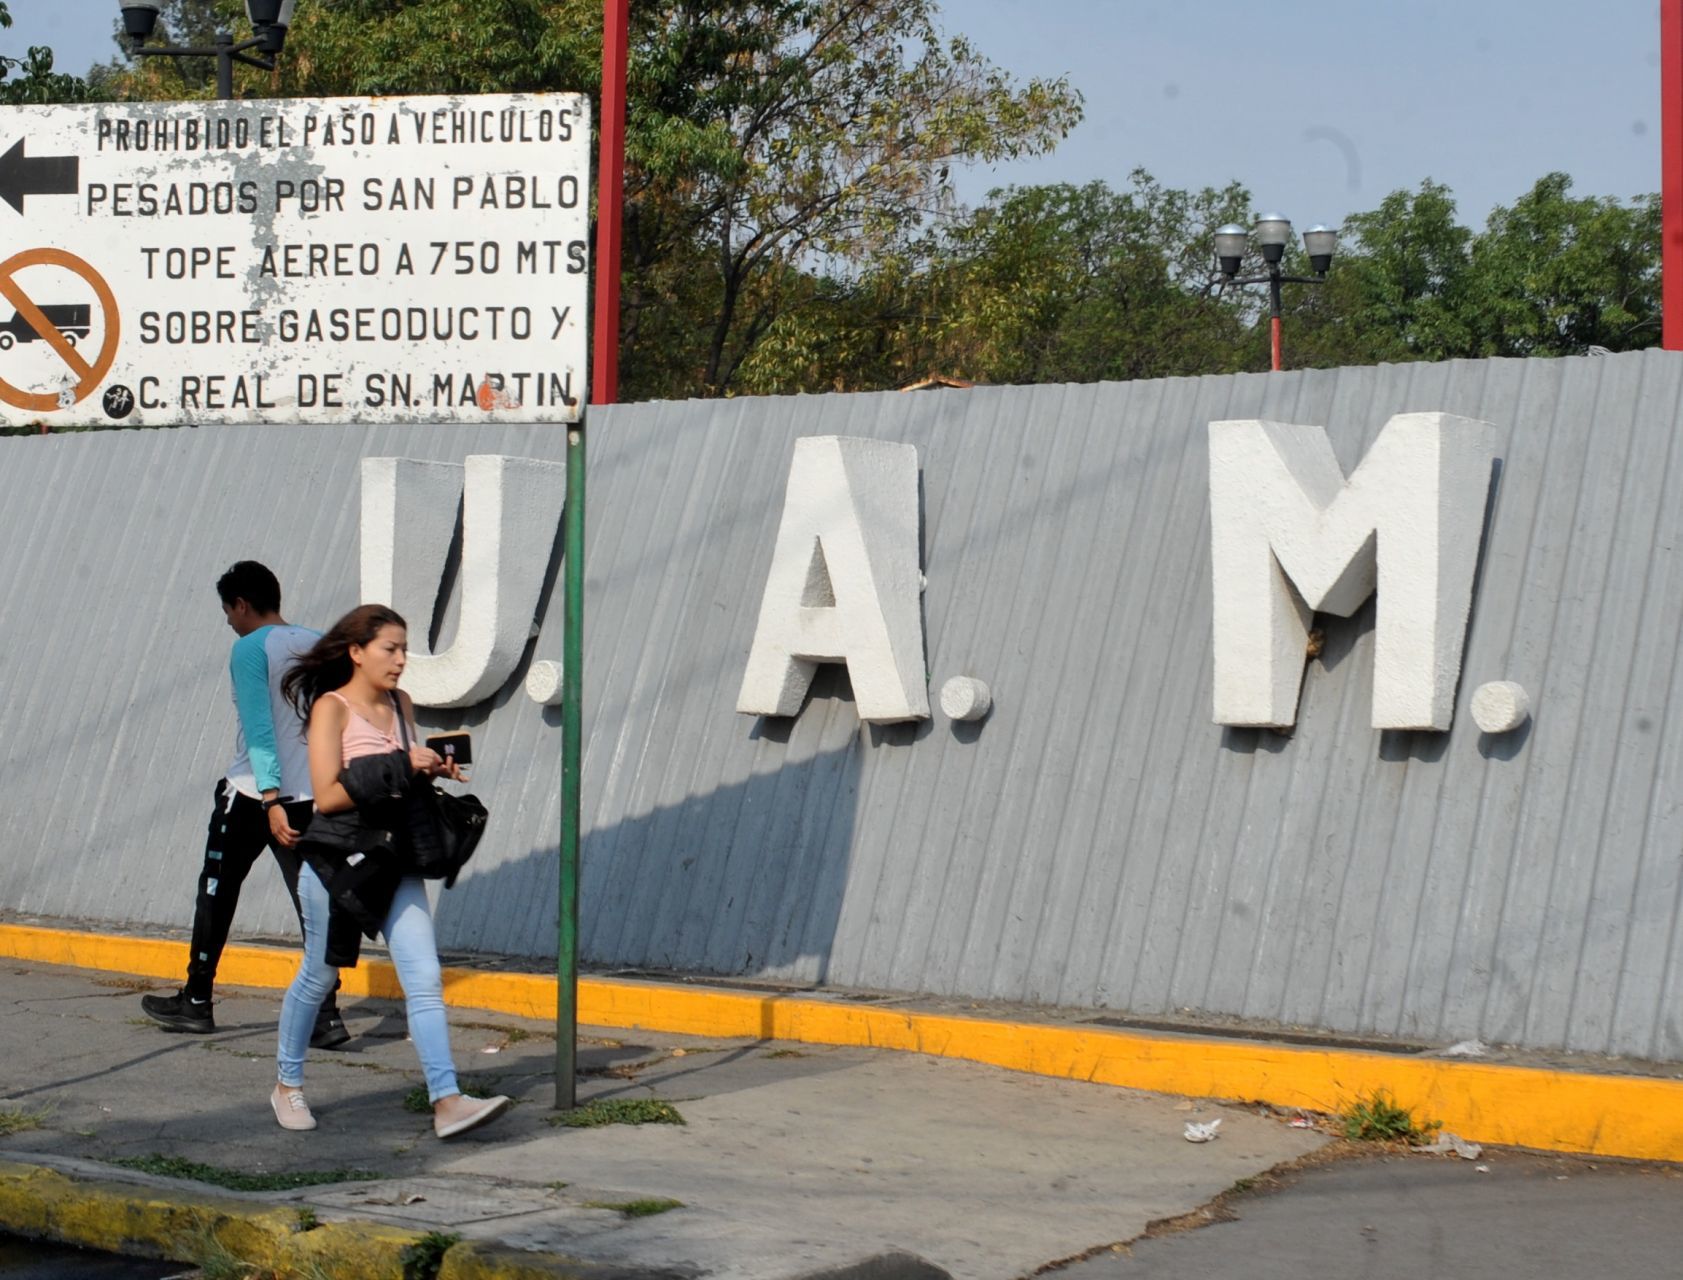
[140,990,215,1034]
[310,1008,351,1050]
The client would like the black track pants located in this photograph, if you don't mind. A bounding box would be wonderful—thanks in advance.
[183,779,337,1009]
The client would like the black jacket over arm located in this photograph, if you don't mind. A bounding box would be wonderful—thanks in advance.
[298,750,414,967]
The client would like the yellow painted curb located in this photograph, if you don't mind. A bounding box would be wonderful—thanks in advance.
[0,1159,419,1278]
[5,921,1682,1163]
[0,1159,647,1280]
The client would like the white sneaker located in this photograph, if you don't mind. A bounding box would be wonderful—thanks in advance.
[271,1085,317,1131]
[434,1094,510,1139]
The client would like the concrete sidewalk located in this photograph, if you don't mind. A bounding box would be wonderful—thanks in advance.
[0,960,1326,1279]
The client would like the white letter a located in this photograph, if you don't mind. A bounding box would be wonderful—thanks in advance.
[737,436,928,723]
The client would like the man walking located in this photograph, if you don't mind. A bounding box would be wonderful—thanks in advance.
[141,561,347,1047]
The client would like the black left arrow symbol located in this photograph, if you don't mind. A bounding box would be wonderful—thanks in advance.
[0,138,80,214]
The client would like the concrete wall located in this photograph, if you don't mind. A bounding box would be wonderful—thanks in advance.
[2,351,1680,1061]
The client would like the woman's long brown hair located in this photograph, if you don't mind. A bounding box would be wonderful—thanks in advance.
[282,604,407,720]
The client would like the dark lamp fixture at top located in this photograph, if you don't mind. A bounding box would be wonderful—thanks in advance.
[115,0,301,95]
[245,0,298,53]
[118,0,161,41]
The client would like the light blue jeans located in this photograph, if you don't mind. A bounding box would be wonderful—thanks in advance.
[277,862,460,1103]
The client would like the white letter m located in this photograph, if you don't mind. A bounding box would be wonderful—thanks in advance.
[1209,412,1498,731]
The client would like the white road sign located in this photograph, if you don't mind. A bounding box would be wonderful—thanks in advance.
[0,93,590,426]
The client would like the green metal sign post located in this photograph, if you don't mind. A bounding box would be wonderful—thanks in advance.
[555,415,585,1109]
[557,0,628,1111]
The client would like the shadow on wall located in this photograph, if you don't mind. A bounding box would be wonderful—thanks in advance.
[437,665,865,985]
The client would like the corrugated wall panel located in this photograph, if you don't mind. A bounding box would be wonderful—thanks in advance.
[0,424,577,950]
[2,352,1681,1060]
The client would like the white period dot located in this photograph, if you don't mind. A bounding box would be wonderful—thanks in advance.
[1471,681,1530,733]
[940,677,993,722]
[525,660,564,705]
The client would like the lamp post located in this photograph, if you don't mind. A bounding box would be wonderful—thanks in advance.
[117,1,298,101]
[1213,215,1338,372]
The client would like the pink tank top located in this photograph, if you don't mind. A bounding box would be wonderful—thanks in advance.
[322,690,409,762]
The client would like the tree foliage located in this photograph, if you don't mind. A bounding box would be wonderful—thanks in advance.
[0,0,96,104]
[736,172,1253,393]
[620,1,1082,394]
[1290,179,1477,365]
[1466,172,1659,355]
[1279,174,1659,371]
[77,0,1662,398]
[100,0,1080,399]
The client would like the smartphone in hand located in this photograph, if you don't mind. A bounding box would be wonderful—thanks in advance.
[425,733,473,769]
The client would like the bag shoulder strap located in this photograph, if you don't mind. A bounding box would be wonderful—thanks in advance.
[391,692,413,751]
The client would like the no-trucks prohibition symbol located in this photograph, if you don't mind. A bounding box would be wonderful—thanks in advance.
[0,248,120,414]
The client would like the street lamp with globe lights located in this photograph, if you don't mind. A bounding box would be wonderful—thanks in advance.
[117,1,299,101]
[1213,214,1338,371]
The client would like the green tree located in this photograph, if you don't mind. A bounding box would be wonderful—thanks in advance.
[102,1,1081,400]
[95,0,592,102]
[1272,175,1659,371]
[1268,180,1476,370]
[620,1,1081,395]
[274,0,592,98]
[0,0,96,104]
[926,174,1252,384]
[1465,172,1659,356]
[735,173,1256,393]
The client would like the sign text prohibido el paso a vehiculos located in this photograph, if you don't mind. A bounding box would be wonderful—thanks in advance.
[0,94,590,426]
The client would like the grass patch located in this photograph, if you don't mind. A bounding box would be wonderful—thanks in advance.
[294,1206,319,1233]
[107,1154,381,1192]
[187,1228,274,1280]
[183,1225,333,1280]
[1339,1090,1438,1143]
[399,1230,460,1280]
[762,1048,810,1060]
[584,1197,684,1218]
[547,1098,685,1128]
[402,1082,494,1115]
[0,1105,51,1136]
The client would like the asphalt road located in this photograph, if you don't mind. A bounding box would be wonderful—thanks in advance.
[1055,1149,1683,1279]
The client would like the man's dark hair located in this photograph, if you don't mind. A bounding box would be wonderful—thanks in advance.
[216,561,282,615]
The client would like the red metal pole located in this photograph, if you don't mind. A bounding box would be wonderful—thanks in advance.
[1664,0,1683,348]
[592,0,629,403]
[558,0,627,1111]
[1271,315,1282,372]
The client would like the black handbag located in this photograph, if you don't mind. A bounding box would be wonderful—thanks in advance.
[394,697,488,887]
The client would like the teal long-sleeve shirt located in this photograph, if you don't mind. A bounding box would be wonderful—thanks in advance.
[224,624,320,799]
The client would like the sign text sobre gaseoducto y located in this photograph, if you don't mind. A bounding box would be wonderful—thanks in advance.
[0,94,590,426]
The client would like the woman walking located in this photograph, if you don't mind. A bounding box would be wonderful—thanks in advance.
[274,604,508,1138]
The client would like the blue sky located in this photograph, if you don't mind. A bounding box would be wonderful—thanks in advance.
[5,0,1662,232]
